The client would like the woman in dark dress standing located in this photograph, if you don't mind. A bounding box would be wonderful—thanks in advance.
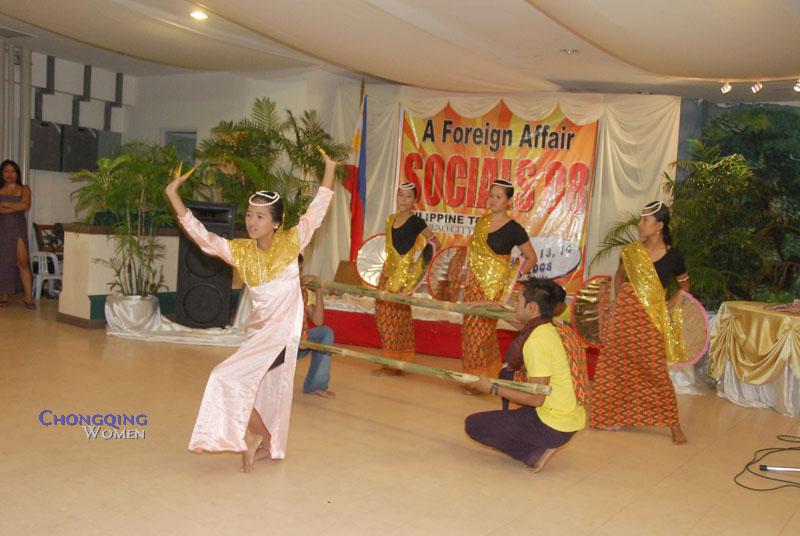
[0,160,34,309]
[462,179,537,379]
[373,182,439,375]
[589,201,689,444]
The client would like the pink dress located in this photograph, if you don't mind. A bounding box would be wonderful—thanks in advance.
[178,187,333,458]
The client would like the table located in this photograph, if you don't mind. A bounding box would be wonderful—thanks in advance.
[709,301,800,416]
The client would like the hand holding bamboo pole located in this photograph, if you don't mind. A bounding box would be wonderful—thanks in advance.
[301,341,551,396]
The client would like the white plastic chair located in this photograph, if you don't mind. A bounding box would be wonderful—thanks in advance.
[31,223,63,299]
[31,250,61,299]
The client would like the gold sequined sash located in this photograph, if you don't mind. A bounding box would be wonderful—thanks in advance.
[621,241,686,364]
[467,215,515,302]
[228,227,300,287]
[383,215,426,294]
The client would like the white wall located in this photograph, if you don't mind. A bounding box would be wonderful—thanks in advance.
[29,170,84,225]
[124,67,353,144]
[125,71,254,144]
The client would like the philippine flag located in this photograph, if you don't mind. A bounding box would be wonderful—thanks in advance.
[343,91,367,261]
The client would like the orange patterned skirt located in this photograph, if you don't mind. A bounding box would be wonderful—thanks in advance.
[375,274,416,362]
[589,283,679,428]
[461,267,502,378]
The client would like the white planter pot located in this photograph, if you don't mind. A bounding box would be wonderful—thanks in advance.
[105,295,161,335]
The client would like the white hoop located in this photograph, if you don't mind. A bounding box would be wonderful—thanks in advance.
[640,201,664,217]
[249,191,280,206]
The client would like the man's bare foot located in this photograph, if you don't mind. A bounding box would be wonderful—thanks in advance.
[528,448,559,474]
[670,424,687,445]
[309,389,335,399]
[371,367,403,377]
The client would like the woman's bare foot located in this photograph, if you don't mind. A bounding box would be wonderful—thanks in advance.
[254,443,272,462]
[241,430,264,473]
[310,389,335,399]
[670,424,687,445]
[528,448,559,473]
[371,367,403,377]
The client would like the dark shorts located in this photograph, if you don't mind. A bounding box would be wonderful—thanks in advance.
[465,406,574,465]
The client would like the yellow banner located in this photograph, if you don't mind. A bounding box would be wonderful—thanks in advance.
[398,101,598,293]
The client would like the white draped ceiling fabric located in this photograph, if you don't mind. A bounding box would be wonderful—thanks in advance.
[306,86,680,283]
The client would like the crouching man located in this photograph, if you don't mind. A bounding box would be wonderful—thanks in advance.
[464,278,586,472]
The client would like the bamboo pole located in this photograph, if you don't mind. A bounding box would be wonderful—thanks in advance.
[301,341,551,396]
[306,280,514,321]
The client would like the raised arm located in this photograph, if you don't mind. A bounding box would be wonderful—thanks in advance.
[297,152,339,249]
[164,163,194,218]
[165,164,234,265]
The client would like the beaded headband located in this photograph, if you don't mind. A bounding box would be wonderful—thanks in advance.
[249,191,280,206]
[640,201,665,217]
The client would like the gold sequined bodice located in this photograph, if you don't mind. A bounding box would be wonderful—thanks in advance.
[467,215,516,301]
[228,227,300,287]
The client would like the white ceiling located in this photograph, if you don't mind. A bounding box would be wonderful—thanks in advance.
[0,0,798,102]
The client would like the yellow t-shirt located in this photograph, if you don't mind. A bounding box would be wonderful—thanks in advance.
[523,323,586,432]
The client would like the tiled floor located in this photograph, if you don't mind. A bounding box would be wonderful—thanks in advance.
[2,299,799,535]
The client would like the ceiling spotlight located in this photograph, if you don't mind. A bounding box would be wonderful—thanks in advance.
[190,10,208,20]
[560,48,580,55]
[794,79,800,93]
[720,82,732,94]
[751,81,763,94]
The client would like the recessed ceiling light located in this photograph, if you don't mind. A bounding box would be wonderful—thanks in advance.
[720,82,732,94]
[794,79,800,93]
[190,10,208,21]
[751,81,763,94]
[560,48,579,56]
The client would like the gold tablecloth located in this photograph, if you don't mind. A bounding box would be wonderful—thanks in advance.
[709,301,800,385]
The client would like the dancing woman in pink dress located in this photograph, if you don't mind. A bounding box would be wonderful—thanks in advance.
[165,154,338,472]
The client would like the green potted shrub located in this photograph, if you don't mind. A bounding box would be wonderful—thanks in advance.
[71,143,184,328]
[196,97,349,229]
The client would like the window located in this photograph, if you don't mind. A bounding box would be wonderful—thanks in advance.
[164,130,197,167]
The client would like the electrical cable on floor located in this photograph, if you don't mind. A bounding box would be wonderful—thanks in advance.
[734,435,800,491]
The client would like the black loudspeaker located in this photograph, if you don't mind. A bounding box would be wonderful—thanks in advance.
[61,125,98,172]
[97,130,122,160]
[30,120,62,171]
[176,201,236,328]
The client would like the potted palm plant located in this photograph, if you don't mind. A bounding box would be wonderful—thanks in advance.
[196,98,349,229]
[71,143,183,329]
